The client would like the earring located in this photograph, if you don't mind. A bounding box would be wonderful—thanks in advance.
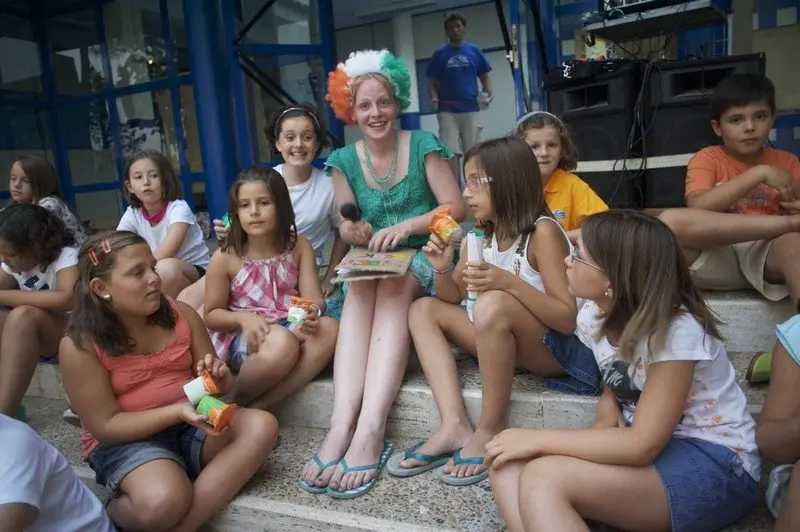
[604,289,611,298]
[102,294,111,301]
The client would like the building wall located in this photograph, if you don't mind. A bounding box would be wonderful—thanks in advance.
[335,1,518,146]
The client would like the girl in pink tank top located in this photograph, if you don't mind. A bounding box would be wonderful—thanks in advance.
[204,166,338,411]
[59,231,278,532]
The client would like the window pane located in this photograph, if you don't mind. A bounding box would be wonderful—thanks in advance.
[48,10,105,96]
[167,0,190,74]
[191,181,206,210]
[75,189,122,225]
[236,0,320,45]
[245,55,329,163]
[179,84,202,172]
[0,14,43,94]
[103,0,168,87]
[0,106,54,192]
[59,100,116,184]
[117,88,180,171]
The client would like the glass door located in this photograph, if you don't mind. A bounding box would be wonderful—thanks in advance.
[224,0,341,168]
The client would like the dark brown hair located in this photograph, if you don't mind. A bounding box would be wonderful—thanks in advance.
[10,154,65,203]
[67,231,175,356]
[264,102,330,160]
[463,137,552,242]
[711,73,775,122]
[514,113,578,172]
[581,210,721,362]
[123,150,183,208]
[0,203,75,266]
[222,166,297,257]
[444,11,467,29]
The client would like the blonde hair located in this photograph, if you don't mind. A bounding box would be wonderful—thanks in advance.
[581,211,721,362]
[514,113,578,172]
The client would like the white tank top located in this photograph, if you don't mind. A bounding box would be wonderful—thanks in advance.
[482,216,572,293]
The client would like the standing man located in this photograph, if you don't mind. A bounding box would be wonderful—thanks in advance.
[427,11,493,161]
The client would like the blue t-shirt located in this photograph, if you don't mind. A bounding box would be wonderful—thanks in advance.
[777,314,800,365]
[426,43,491,113]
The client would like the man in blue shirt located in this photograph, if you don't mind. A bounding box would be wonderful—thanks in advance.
[427,11,493,158]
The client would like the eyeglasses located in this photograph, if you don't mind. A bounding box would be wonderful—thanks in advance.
[464,174,493,190]
[570,246,603,273]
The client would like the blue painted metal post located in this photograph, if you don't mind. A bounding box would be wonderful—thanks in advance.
[183,0,236,220]
[318,0,344,146]
[540,0,559,72]
[509,0,526,119]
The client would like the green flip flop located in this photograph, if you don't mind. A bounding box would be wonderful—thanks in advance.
[746,352,772,385]
[437,449,488,486]
[299,451,340,494]
[387,440,454,477]
[327,440,393,499]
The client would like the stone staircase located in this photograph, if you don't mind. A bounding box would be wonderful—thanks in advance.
[23,290,793,531]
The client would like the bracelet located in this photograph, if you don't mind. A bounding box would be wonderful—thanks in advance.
[309,304,322,318]
[433,265,454,275]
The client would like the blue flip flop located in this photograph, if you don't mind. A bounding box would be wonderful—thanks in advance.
[386,440,454,477]
[327,440,393,499]
[299,451,340,494]
[436,449,488,486]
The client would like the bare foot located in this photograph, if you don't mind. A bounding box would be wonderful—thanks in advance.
[300,424,353,488]
[441,429,495,479]
[329,427,385,492]
[398,422,473,469]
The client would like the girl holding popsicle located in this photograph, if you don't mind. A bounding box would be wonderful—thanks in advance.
[59,231,277,532]
[182,103,349,318]
[388,137,598,485]
[204,165,338,411]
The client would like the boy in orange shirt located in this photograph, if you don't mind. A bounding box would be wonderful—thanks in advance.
[514,111,608,242]
[658,74,800,382]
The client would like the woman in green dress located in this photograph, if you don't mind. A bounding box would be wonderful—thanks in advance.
[299,50,466,498]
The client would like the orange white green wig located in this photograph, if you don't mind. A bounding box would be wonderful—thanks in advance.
[326,49,411,125]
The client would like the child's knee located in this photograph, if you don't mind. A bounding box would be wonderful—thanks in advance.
[408,297,438,329]
[5,305,44,334]
[234,408,279,450]
[773,233,800,265]
[657,208,687,236]
[473,291,513,332]
[255,327,300,366]
[130,476,192,529]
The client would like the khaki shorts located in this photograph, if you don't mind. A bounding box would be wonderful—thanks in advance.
[437,111,480,155]
[690,239,788,301]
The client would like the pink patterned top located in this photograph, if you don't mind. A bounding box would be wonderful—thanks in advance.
[209,252,299,360]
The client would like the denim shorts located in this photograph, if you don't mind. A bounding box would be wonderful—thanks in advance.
[541,329,601,396]
[88,423,206,495]
[228,319,290,369]
[653,437,758,532]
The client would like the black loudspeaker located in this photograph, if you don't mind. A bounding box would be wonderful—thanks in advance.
[545,60,644,208]
[644,53,766,207]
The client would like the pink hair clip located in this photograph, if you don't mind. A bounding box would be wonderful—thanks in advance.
[101,239,111,254]
[88,249,99,266]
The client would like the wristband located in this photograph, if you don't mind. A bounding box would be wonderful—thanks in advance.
[433,265,454,275]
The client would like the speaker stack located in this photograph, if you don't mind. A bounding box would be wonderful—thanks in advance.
[543,53,766,209]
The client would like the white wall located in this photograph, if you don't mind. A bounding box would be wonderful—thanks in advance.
[334,0,517,144]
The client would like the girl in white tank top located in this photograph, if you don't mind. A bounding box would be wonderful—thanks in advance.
[388,137,597,486]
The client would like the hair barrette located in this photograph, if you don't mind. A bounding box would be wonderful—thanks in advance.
[101,238,111,254]
[88,249,99,266]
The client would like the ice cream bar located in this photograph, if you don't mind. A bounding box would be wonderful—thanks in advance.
[287,296,317,331]
[429,209,462,241]
[195,396,236,431]
[465,229,485,322]
[221,213,231,230]
[183,370,220,405]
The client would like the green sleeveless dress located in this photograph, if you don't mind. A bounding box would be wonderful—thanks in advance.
[324,130,454,295]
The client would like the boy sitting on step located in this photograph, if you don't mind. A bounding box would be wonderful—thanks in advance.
[657,73,800,383]
[757,300,800,531]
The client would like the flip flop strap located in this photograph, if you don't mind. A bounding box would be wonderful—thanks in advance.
[340,458,380,473]
[404,440,452,463]
[452,449,484,465]
[313,451,339,471]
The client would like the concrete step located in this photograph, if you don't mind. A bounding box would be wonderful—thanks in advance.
[29,349,767,441]
[22,396,773,531]
[707,290,793,353]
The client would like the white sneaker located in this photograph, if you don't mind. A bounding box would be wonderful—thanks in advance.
[62,408,81,428]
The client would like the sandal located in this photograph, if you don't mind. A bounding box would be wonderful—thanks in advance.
[298,451,340,494]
